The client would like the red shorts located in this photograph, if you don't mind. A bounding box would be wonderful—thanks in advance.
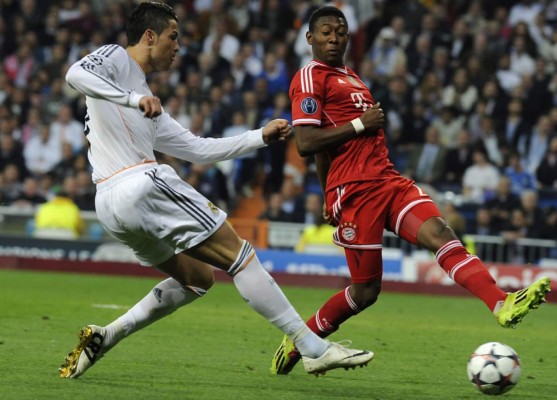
[326,176,441,283]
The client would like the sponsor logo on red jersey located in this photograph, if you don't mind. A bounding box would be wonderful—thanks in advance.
[301,97,318,114]
[339,222,357,242]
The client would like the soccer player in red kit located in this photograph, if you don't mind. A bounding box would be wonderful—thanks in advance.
[271,5,551,375]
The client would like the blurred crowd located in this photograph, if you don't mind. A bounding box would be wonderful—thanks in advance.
[0,0,556,241]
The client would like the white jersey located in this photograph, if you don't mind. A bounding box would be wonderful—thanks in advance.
[65,44,266,183]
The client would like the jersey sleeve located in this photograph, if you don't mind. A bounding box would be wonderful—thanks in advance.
[65,45,143,108]
[290,64,324,127]
[154,113,266,164]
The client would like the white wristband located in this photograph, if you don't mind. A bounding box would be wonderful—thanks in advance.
[351,117,365,134]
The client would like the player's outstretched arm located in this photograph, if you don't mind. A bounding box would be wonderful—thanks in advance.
[155,114,284,164]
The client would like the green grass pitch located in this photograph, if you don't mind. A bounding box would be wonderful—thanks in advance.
[0,268,555,400]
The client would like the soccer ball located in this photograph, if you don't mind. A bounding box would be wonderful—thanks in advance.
[467,342,521,395]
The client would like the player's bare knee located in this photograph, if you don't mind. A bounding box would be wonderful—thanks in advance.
[419,218,458,250]
[350,282,381,310]
[192,270,215,291]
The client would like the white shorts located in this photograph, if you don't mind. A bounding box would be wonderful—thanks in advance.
[95,163,227,266]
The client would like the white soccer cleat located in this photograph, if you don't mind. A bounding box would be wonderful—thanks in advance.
[301,341,374,376]
[59,325,107,378]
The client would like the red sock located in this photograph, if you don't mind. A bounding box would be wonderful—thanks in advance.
[306,287,360,338]
[436,240,506,311]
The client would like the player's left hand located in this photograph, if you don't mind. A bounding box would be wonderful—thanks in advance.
[262,119,293,144]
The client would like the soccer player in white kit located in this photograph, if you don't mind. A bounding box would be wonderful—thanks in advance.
[58,1,373,378]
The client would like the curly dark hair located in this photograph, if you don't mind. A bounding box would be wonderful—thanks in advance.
[308,6,347,33]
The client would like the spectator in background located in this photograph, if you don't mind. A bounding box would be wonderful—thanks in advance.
[19,107,43,145]
[33,188,84,239]
[509,35,536,78]
[23,124,62,176]
[202,16,240,63]
[10,176,46,209]
[500,208,530,263]
[279,178,305,224]
[508,1,544,28]
[405,33,432,83]
[519,114,552,174]
[500,98,530,150]
[444,128,474,186]
[227,0,254,40]
[448,18,472,69]
[413,71,443,117]
[536,136,557,189]
[3,42,36,89]
[520,189,545,238]
[259,191,292,223]
[496,53,522,94]
[539,206,557,240]
[484,176,522,233]
[51,142,77,181]
[526,58,553,122]
[1,163,23,204]
[229,52,254,92]
[432,105,466,149]
[464,54,489,92]
[429,46,452,87]
[476,115,505,167]
[389,15,412,52]
[74,169,96,211]
[404,125,447,185]
[0,132,28,178]
[504,151,537,195]
[442,67,479,115]
[260,0,295,42]
[461,0,488,35]
[481,79,508,124]
[295,211,338,255]
[462,149,500,203]
[258,51,290,97]
[367,26,407,80]
[474,207,496,236]
[508,21,538,57]
[400,101,429,151]
[43,77,69,121]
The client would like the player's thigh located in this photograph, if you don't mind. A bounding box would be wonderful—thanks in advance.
[184,221,244,270]
[156,253,215,289]
[387,183,441,245]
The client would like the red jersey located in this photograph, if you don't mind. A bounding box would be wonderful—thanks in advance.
[290,60,398,190]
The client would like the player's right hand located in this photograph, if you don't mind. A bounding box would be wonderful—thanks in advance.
[359,102,385,133]
[323,203,336,226]
[139,95,162,118]
[262,119,293,144]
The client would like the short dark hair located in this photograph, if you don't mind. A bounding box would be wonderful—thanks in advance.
[308,6,347,33]
[126,2,178,46]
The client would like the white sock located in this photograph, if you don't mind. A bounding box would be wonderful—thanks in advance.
[230,241,328,358]
[103,278,205,349]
